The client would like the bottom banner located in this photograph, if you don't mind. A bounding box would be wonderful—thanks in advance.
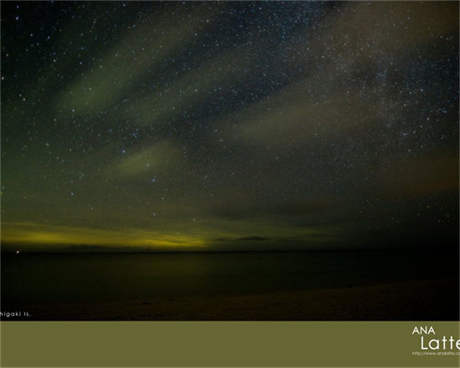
[1,322,459,367]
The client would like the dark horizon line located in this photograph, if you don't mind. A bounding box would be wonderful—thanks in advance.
[1,245,458,256]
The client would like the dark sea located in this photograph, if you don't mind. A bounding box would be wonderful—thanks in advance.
[2,249,457,305]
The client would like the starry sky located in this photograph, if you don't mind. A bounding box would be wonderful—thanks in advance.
[1,1,458,252]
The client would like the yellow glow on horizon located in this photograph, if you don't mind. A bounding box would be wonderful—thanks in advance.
[2,219,340,252]
[2,222,207,249]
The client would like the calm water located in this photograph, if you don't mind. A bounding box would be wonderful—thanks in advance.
[2,250,457,305]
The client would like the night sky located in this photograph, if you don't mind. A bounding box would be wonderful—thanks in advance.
[1,1,458,252]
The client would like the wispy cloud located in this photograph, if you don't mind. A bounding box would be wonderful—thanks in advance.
[106,140,183,178]
[221,2,457,147]
[377,151,458,199]
[123,44,256,127]
[55,4,221,116]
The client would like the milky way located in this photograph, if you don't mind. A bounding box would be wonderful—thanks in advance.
[1,1,458,251]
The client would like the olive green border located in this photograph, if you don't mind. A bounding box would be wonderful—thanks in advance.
[1,322,459,367]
